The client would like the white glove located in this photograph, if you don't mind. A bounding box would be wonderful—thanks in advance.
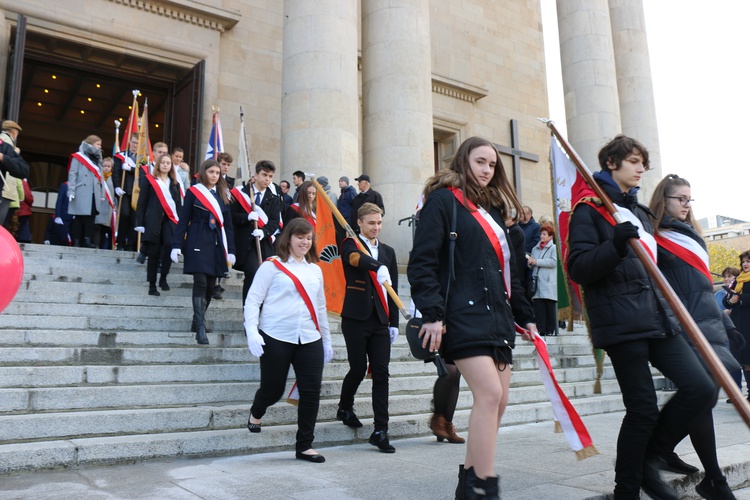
[122,163,133,172]
[54,217,63,225]
[389,327,399,345]
[323,339,333,364]
[228,253,236,266]
[170,248,181,263]
[376,265,391,286]
[247,330,265,357]
[115,187,125,197]
[247,212,259,221]
[134,226,145,233]
[252,229,265,241]
[68,192,75,202]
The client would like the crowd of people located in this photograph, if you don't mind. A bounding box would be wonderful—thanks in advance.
[5,118,750,499]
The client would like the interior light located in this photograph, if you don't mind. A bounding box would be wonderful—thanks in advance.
[87,98,92,102]
[80,110,85,114]
[44,89,49,93]
[128,106,132,110]
[155,124,159,128]
[96,84,101,88]
[52,75,57,79]
[37,102,42,106]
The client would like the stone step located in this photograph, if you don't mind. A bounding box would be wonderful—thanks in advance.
[0,390,655,474]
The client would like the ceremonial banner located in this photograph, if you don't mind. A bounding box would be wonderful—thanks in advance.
[315,195,346,314]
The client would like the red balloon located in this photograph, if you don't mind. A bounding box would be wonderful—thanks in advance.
[0,226,23,314]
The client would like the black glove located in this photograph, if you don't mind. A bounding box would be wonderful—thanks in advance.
[613,221,639,256]
[727,328,746,354]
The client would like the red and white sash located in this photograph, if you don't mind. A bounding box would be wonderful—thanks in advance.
[230,186,269,228]
[145,175,179,224]
[358,235,390,318]
[115,152,136,172]
[69,152,103,182]
[655,230,711,285]
[289,203,315,227]
[189,184,229,260]
[449,187,512,297]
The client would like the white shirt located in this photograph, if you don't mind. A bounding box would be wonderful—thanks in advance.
[358,234,387,299]
[244,256,331,345]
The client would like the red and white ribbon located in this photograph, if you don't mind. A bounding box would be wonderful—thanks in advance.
[190,184,228,261]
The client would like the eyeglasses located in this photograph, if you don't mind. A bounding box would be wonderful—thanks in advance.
[666,196,694,207]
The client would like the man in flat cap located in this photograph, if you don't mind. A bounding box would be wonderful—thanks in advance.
[348,174,384,231]
[0,120,29,224]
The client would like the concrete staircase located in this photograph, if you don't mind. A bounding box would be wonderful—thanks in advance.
[0,244,655,474]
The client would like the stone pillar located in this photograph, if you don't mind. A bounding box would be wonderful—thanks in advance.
[609,0,661,200]
[280,1,359,187]
[557,0,621,171]
[361,0,433,262]
[0,14,9,116]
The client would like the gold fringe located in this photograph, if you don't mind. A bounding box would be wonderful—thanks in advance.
[286,397,299,406]
[554,420,563,433]
[593,378,602,394]
[575,445,600,461]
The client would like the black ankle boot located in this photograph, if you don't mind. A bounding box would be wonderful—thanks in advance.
[696,476,735,500]
[159,276,170,291]
[192,297,209,345]
[148,284,160,296]
[83,237,96,248]
[455,464,466,500]
[463,467,499,499]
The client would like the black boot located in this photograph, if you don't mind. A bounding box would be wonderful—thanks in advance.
[159,275,170,291]
[192,297,209,345]
[455,464,466,500]
[83,237,96,249]
[696,476,735,500]
[148,284,160,296]
[464,467,499,499]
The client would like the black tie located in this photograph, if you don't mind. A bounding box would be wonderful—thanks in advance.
[255,191,262,205]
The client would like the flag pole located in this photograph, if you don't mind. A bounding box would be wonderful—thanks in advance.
[239,106,263,266]
[311,179,411,320]
[541,118,750,427]
[112,119,121,251]
[115,90,139,248]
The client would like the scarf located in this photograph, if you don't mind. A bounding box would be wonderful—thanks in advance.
[735,271,750,294]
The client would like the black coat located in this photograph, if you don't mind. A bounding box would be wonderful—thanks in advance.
[725,274,750,364]
[340,237,399,328]
[112,151,136,195]
[407,188,534,355]
[349,189,385,229]
[230,184,281,273]
[656,217,740,372]
[172,188,236,276]
[135,176,182,244]
[567,178,680,348]
[0,141,29,190]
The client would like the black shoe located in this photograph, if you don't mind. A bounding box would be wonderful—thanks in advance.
[642,457,680,500]
[662,452,699,475]
[337,408,363,428]
[368,430,395,453]
[212,289,223,300]
[247,416,261,433]
[295,451,325,463]
[159,278,170,291]
[148,286,160,296]
[136,252,146,264]
[216,285,225,293]
[726,398,733,404]
[696,476,735,500]
[455,464,466,500]
[463,466,499,499]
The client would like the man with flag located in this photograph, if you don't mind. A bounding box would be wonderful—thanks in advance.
[336,202,399,454]
[565,134,715,500]
[112,133,139,250]
[231,160,281,305]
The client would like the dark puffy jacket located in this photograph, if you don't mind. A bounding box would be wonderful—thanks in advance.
[655,217,740,372]
[567,179,680,348]
[408,188,534,355]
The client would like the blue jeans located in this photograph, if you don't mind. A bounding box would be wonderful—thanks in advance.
[606,334,715,499]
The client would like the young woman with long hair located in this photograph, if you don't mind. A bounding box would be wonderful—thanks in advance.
[283,180,316,227]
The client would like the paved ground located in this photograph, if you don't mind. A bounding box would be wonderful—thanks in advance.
[1,401,749,499]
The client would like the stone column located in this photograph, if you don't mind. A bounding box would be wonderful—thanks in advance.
[557,0,621,171]
[361,0,433,262]
[280,1,359,187]
[609,0,661,199]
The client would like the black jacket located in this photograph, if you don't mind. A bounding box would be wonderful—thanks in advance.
[230,184,281,272]
[135,176,182,244]
[0,141,29,191]
[567,177,680,348]
[340,236,399,328]
[408,188,534,356]
[112,151,136,195]
[656,217,740,372]
[349,189,385,229]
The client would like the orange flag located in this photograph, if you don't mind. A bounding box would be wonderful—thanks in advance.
[315,196,346,314]
[131,99,153,210]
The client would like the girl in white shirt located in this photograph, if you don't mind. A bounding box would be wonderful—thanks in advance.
[244,218,333,463]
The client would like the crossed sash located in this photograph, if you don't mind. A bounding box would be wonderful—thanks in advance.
[189,184,228,260]
[655,230,711,285]
[69,152,103,183]
[230,186,269,228]
[144,175,179,224]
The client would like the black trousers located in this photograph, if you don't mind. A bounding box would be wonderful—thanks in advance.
[606,334,715,499]
[339,314,391,431]
[117,194,137,250]
[250,332,324,452]
[533,298,558,335]
[192,273,216,300]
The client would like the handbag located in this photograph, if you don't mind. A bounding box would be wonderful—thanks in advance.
[528,274,538,296]
[406,196,456,377]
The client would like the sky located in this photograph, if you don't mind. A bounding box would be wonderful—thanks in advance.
[540,0,749,224]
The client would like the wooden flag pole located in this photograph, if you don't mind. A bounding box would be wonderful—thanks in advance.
[239,107,263,266]
[312,179,411,320]
[543,118,750,427]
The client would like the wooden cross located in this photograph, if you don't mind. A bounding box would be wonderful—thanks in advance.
[494,119,539,194]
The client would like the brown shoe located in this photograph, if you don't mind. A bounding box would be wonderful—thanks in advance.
[445,421,465,444]
[429,413,450,441]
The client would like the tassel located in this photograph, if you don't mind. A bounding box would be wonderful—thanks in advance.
[286,381,299,406]
[554,420,562,433]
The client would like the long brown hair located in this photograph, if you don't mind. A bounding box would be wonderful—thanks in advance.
[649,174,700,235]
[423,136,523,220]
[154,153,178,185]
[296,180,316,217]
[197,159,229,204]
[275,218,319,263]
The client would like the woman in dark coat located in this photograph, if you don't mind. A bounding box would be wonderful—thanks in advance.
[650,174,739,499]
[283,180,316,228]
[408,136,537,499]
[136,154,182,296]
[171,159,236,345]
[725,250,750,396]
